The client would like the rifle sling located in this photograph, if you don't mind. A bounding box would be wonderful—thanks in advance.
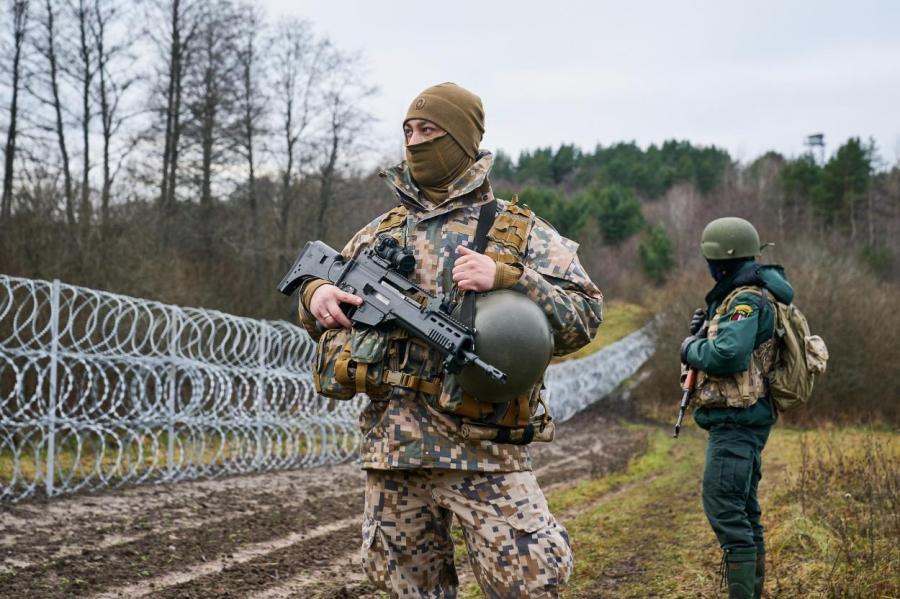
[459,200,497,327]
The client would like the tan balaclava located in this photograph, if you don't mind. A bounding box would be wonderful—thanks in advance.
[404,83,485,203]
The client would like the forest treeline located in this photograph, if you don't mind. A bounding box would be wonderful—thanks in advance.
[1,2,898,422]
[0,0,384,316]
[491,138,900,288]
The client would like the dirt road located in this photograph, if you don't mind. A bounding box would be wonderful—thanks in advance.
[0,396,648,599]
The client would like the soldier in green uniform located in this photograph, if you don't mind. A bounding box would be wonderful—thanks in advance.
[296,83,603,598]
[680,217,794,599]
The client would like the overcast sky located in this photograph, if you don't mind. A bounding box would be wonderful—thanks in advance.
[263,0,900,166]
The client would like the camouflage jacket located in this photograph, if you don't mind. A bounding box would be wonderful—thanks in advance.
[298,151,603,472]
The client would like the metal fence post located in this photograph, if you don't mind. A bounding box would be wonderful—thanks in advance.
[45,279,61,497]
[255,322,268,467]
[166,310,180,478]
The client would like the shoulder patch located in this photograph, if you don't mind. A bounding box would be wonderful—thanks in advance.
[731,304,754,320]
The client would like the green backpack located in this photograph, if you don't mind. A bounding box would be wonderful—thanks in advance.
[752,289,829,411]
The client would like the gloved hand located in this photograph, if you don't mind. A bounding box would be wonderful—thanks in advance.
[680,335,699,364]
[689,308,706,335]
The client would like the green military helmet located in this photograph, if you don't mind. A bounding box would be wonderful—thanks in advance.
[700,217,762,260]
[456,290,554,403]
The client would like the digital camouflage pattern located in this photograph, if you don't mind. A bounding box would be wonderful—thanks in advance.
[298,151,603,472]
[363,468,572,598]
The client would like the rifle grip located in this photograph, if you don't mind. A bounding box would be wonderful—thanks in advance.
[681,368,696,391]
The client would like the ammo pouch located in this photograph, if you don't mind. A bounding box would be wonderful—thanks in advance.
[432,365,554,445]
[693,286,777,409]
[313,326,392,400]
[313,326,443,401]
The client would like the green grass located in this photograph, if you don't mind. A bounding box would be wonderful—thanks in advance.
[1,429,337,491]
[457,424,900,598]
[554,301,650,362]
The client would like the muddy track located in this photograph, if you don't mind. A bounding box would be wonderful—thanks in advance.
[0,396,644,598]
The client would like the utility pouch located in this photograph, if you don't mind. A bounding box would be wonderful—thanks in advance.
[433,375,552,444]
[460,418,555,445]
[313,326,391,400]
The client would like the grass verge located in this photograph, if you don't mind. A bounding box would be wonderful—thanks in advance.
[458,423,899,598]
[554,301,650,362]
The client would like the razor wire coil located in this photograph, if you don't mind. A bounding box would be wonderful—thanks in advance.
[0,274,653,502]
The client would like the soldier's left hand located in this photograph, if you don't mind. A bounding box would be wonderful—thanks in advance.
[453,245,496,292]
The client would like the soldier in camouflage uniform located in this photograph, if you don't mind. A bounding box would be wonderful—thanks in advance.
[297,83,603,598]
[680,217,794,599]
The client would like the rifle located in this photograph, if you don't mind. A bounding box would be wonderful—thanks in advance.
[673,367,696,438]
[277,236,507,383]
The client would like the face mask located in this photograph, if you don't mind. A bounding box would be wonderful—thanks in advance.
[708,262,724,281]
[405,134,474,203]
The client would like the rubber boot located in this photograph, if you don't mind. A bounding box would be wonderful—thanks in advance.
[754,551,765,598]
[725,548,757,599]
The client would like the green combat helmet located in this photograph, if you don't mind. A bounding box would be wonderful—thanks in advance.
[700,217,762,260]
[456,290,554,403]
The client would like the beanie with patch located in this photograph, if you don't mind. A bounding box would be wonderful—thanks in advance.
[404,82,485,159]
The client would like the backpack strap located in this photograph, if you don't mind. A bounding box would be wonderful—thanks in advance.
[718,285,779,343]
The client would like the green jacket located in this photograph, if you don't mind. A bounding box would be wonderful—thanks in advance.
[688,261,794,430]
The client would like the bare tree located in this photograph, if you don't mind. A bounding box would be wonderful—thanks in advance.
[90,0,140,228]
[30,0,75,226]
[68,0,95,239]
[1,0,30,223]
[152,0,199,213]
[182,0,238,214]
[271,18,326,254]
[233,2,268,232]
[313,52,375,239]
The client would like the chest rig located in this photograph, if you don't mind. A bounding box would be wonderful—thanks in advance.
[371,199,553,443]
[694,285,777,409]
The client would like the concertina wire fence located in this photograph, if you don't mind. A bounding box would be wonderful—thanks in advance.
[0,274,653,502]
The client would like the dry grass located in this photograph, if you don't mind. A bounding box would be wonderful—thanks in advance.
[554,300,650,362]
[459,425,899,598]
[0,430,332,494]
[766,429,900,597]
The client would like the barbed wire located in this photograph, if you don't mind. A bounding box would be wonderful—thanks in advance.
[0,274,653,502]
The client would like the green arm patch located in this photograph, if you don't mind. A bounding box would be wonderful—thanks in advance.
[730,303,754,320]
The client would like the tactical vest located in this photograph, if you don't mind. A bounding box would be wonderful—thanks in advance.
[315,198,552,444]
[694,285,777,409]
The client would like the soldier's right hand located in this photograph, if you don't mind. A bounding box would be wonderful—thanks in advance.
[689,308,706,335]
[310,284,362,329]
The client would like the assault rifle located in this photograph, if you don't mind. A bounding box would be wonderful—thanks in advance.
[672,367,696,438]
[277,236,507,383]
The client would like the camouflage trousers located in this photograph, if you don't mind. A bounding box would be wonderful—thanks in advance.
[362,468,573,599]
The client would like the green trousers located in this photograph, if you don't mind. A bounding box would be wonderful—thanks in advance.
[702,423,772,553]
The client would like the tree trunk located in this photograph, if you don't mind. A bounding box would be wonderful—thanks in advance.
[1,1,28,223]
[316,127,339,240]
[77,0,93,239]
[44,0,76,227]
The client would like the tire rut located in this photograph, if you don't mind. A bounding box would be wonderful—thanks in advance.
[145,521,361,598]
[0,490,363,599]
[0,464,364,572]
